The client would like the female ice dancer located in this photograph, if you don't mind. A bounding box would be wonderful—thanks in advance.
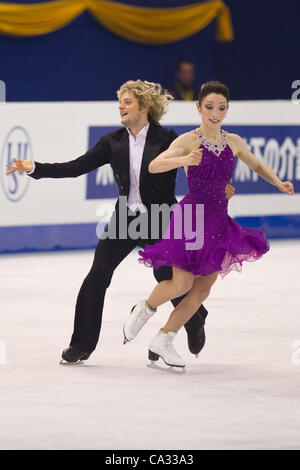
[123,80,294,368]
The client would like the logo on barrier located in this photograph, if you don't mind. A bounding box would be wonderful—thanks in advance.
[229,126,300,194]
[0,126,32,202]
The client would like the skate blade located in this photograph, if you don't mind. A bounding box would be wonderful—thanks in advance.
[147,360,186,375]
[123,332,129,345]
[59,359,86,366]
[122,324,130,345]
[122,304,137,345]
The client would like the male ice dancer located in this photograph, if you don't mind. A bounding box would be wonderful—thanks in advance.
[6,80,235,363]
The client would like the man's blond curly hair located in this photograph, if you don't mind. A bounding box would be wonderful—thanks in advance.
[117,79,174,124]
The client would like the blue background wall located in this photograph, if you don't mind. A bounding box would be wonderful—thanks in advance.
[0,0,298,102]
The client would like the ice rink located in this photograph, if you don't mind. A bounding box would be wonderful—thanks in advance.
[1,239,300,450]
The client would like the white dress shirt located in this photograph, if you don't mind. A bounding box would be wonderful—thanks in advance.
[126,122,149,213]
[27,123,150,214]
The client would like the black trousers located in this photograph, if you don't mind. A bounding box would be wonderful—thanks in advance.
[70,210,208,352]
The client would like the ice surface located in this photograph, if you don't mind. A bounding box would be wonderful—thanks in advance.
[1,240,300,450]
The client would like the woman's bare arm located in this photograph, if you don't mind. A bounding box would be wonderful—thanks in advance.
[229,133,294,195]
[149,132,202,173]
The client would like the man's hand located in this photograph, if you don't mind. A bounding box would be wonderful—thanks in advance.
[225,179,235,200]
[5,158,33,175]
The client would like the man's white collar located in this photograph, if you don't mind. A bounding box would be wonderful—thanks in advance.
[126,122,150,138]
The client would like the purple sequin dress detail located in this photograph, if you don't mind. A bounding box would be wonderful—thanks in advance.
[138,129,270,278]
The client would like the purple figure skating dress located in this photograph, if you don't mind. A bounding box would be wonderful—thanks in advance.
[138,129,270,278]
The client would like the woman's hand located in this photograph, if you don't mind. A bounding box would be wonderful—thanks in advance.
[183,149,203,167]
[5,158,33,175]
[225,179,235,200]
[276,181,294,195]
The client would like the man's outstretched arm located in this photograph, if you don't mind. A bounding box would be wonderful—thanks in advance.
[5,136,110,180]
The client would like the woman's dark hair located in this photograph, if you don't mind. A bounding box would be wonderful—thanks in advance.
[198,80,230,104]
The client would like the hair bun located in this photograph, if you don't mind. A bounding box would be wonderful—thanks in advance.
[198,80,229,104]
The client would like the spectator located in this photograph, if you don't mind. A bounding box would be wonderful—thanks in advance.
[170,60,198,100]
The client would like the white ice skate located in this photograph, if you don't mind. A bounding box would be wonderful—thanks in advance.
[123,300,155,344]
[148,330,185,368]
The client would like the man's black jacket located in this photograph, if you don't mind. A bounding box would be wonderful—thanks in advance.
[29,122,179,210]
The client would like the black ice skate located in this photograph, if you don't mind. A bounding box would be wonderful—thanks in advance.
[184,311,206,357]
[60,346,91,365]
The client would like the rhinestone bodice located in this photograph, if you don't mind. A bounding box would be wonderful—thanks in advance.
[186,129,235,202]
[196,128,228,157]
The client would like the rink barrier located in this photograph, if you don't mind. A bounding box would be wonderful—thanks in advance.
[1,101,299,254]
[0,215,300,254]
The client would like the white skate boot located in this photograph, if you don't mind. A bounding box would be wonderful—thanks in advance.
[123,300,155,343]
[148,329,185,368]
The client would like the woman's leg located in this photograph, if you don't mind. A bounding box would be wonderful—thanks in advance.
[147,267,194,310]
[123,267,194,344]
[153,266,208,354]
[162,272,218,333]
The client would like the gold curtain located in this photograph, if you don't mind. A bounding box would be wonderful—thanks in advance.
[0,0,86,36]
[0,0,234,43]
